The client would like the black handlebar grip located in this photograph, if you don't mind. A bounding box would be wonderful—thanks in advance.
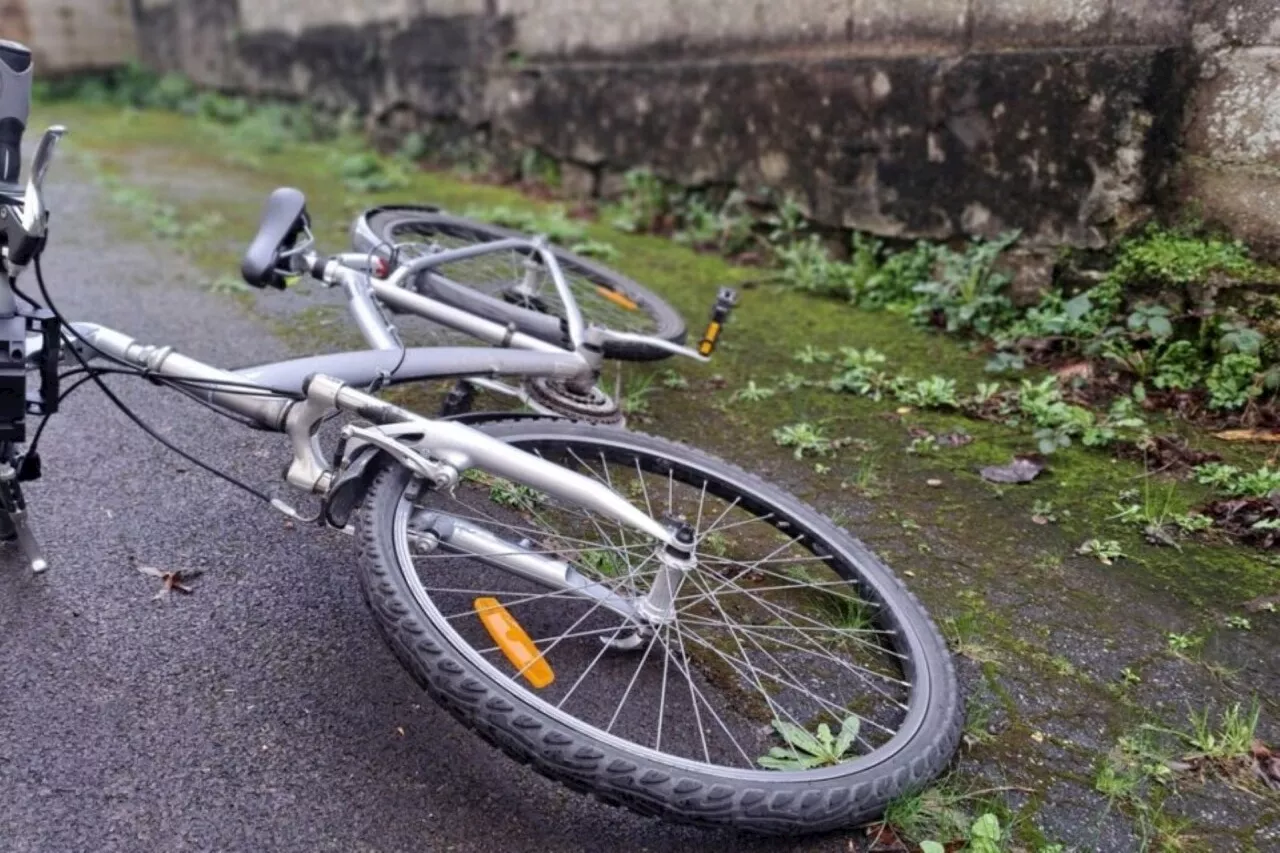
[0,40,32,185]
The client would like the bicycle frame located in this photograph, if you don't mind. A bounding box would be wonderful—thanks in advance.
[313,240,710,416]
[65,321,680,624]
[3,124,695,630]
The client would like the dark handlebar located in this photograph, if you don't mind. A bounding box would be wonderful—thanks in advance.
[0,40,32,186]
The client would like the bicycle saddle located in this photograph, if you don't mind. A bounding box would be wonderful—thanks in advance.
[241,187,309,289]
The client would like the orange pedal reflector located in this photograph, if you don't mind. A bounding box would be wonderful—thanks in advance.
[474,597,555,688]
[596,286,639,311]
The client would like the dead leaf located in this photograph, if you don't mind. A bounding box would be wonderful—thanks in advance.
[1214,429,1280,443]
[1055,361,1094,382]
[136,565,204,601]
[926,478,943,487]
[980,456,1045,484]
[907,426,932,439]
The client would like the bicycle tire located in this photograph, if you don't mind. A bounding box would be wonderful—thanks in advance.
[355,419,960,835]
[353,208,686,361]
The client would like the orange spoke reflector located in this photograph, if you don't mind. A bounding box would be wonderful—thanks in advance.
[596,286,639,311]
[474,597,555,689]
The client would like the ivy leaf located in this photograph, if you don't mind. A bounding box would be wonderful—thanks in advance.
[1147,315,1174,339]
[920,843,946,853]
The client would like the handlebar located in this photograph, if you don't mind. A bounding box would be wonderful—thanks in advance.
[0,40,32,187]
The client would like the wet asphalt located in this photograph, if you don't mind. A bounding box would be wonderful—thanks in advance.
[0,168,838,852]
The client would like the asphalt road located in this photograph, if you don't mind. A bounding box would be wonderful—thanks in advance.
[0,164,842,852]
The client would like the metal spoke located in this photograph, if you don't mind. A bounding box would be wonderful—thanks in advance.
[606,629,662,733]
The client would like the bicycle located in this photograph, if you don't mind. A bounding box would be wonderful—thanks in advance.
[3,40,960,835]
[331,205,737,424]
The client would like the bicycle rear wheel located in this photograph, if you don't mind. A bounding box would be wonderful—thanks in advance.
[356,419,960,834]
[353,208,686,361]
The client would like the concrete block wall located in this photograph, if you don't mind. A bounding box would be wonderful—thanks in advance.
[0,0,134,73]
[1181,1,1280,255]
[23,1,1280,255]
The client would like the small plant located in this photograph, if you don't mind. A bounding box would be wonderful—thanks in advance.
[792,345,832,365]
[1225,615,1252,630]
[486,477,546,513]
[1193,463,1280,497]
[772,422,832,459]
[907,435,938,455]
[1031,500,1058,524]
[756,716,860,770]
[764,193,808,246]
[898,376,960,409]
[1077,539,1124,565]
[1120,667,1142,685]
[910,232,1019,336]
[658,369,689,390]
[731,380,776,403]
[336,151,409,193]
[578,548,627,578]
[1206,353,1262,410]
[1166,632,1202,655]
[609,168,674,233]
[620,374,655,416]
[1146,701,1259,764]
[777,371,809,391]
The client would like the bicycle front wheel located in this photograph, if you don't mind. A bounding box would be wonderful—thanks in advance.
[356,419,960,834]
[354,208,686,361]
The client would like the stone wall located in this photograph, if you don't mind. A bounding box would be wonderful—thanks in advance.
[1180,2,1280,255]
[91,2,1280,254]
[0,0,135,73]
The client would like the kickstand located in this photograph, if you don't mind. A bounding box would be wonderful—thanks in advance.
[0,467,46,574]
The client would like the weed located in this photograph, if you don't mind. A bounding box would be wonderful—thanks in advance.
[1207,353,1262,410]
[911,232,1019,336]
[1077,539,1125,565]
[206,275,253,296]
[1193,463,1280,497]
[1031,499,1058,523]
[1120,667,1142,685]
[335,151,409,194]
[609,168,674,233]
[1225,614,1252,630]
[578,548,627,578]
[757,716,860,770]
[907,435,938,455]
[898,376,960,409]
[1165,632,1202,655]
[772,422,832,459]
[731,380,776,403]
[658,369,689,390]
[792,345,832,365]
[620,374,655,416]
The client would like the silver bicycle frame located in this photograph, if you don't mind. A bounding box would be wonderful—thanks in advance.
[62,321,689,624]
[9,126,696,627]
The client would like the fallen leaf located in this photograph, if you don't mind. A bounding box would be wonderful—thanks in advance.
[1214,429,1280,443]
[136,565,204,601]
[895,406,912,415]
[980,456,1045,484]
[907,426,932,439]
[396,726,406,737]
[1031,515,1049,525]
[1055,361,1094,382]
[926,478,943,487]
[1030,730,1045,743]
